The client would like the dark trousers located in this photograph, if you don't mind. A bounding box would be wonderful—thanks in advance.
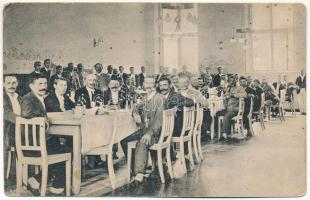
[24,136,70,189]
[201,109,212,134]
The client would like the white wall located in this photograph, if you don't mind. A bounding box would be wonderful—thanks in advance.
[3,3,154,74]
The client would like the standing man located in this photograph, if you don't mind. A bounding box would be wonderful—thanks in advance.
[62,63,75,94]
[155,66,166,85]
[73,63,85,90]
[94,63,110,92]
[21,75,68,195]
[296,69,306,115]
[212,66,226,87]
[40,59,52,80]
[138,66,146,89]
[29,61,42,77]
[3,75,21,184]
[49,65,63,92]
[128,67,139,88]
[107,65,113,78]
[118,65,128,83]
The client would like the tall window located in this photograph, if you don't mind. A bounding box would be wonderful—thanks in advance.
[249,4,295,72]
[158,3,198,73]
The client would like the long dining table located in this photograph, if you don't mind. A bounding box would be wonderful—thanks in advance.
[47,109,138,195]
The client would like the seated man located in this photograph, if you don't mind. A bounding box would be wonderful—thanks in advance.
[239,76,256,137]
[4,75,21,185]
[252,79,264,112]
[261,79,280,119]
[103,78,127,109]
[45,77,75,112]
[220,75,246,140]
[120,76,167,183]
[21,75,68,195]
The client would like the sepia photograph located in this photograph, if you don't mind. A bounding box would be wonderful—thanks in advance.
[1,1,308,198]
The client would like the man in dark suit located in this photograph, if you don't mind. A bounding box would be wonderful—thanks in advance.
[49,65,63,92]
[252,79,264,112]
[296,69,306,114]
[21,75,68,195]
[94,63,110,92]
[62,63,75,94]
[138,66,146,89]
[103,79,127,109]
[3,75,21,185]
[40,59,52,80]
[272,74,286,97]
[75,73,103,109]
[45,77,75,112]
[212,66,226,87]
[29,61,42,78]
[128,67,139,88]
[118,65,128,84]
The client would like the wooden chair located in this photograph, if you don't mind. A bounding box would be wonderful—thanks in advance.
[218,98,245,138]
[247,97,255,136]
[171,106,195,172]
[127,108,176,183]
[15,117,71,196]
[270,89,286,122]
[192,104,204,163]
[6,147,16,180]
[252,93,266,131]
[84,118,118,189]
[284,88,296,117]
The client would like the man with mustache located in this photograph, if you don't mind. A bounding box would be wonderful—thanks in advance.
[121,75,167,183]
[21,75,68,195]
[3,75,21,185]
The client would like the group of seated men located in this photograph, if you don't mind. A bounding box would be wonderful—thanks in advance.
[4,58,306,195]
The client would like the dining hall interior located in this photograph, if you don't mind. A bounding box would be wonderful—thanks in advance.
[3,3,307,197]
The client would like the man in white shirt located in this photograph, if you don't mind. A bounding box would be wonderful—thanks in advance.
[4,75,21,184]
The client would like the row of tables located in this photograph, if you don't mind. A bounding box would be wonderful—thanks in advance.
[47,96,224,195]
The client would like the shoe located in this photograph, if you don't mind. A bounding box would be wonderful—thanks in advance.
[26,184,40,196]
[49,187,64,195]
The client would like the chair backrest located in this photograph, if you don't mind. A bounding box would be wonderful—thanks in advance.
[260,92,265,111]
[157,108,176,145]
[15,117,47,160]
[193,104,204,136]
[248,96,253,118]
[280,89,287,103]
[237,98,245,117]
[180,106,196,137]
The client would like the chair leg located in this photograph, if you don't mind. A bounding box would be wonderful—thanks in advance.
[16,162,22,195]
[66,160,71,196]
[218,118,221,139]
[22,164,28,186]
[6,150,12,180]
[166,147,173,179]
[193,135,200,163]
[187,141,194,170]
[127,147,132,183]
[40,165,48,196]
[197,134,203,161]
[157,150,165,183]
[179,141,187,172]
[107,153,116,189]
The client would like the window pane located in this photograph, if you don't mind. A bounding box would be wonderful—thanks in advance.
[252,4,271,30]
[252,33,271,70]
[162,9,178,34]
[180,5,198,33]
[272,4,293,29]
[273,32,287,70]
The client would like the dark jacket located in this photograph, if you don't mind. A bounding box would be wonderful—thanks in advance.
[75,87,103,109]
[295,75,306,94]
[3,91,21,147]
[44,92,75,112]
[40,68,51,80]
[103,89,127,109]
[272,82,286,96]
[166,90,195,137]
[138,73,145,88]
[212,73,225,87]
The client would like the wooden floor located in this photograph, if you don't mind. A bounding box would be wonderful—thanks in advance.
[5,112,307,197]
